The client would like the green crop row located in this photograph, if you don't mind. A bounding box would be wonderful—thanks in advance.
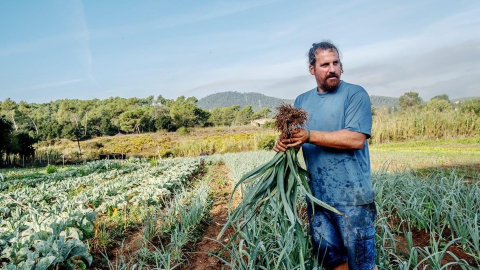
[219,151,479,269]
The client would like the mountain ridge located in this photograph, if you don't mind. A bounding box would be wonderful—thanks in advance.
[197,91,401,111]
[197,91,295,112]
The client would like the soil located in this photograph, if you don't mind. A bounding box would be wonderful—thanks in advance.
[106,230,144,267]
[89,226,144,269]
[90,162,238,270]
[387,216,478,269]
[89,162,479,269]
[179,163,238,270]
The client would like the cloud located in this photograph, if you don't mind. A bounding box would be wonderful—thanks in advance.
[181,73,314,100]
[176,2,480,100]
[427,5,480,33]
[420,73,480,99]
[345,39,480,98]
[183,38,480,101]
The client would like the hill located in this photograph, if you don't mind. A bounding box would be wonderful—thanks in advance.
[370,95,399,108]
[198,91,400,111]
[197,91,294,111]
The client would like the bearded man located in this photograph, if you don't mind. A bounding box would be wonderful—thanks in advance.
[274,41,378,270]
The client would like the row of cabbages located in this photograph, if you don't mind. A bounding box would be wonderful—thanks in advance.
[0,158,202,269]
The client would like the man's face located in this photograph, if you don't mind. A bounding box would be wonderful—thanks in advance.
[309,49,342,92]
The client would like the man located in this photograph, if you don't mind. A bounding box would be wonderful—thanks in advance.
[273,41,377,270]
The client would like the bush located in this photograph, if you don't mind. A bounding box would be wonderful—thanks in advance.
[257,135,277,150]
[262,121,275,129]
[46,164,57,174]
[177,127,190,135]
[161,150,175,158]
[459,98,480,115]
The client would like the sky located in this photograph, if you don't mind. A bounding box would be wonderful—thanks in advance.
[1,0,479,104]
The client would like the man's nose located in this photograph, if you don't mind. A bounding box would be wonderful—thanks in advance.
[329,65,336,73]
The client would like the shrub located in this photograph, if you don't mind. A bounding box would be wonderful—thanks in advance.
[257,135,277,150]
[161,150,175,158]
[262,121,275,129]
[46,164,57,174]
[177,127,190,135]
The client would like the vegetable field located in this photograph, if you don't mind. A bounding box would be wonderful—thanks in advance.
[0,158,208,269]
[1,144,480,269]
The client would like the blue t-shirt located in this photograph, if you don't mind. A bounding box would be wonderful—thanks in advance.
[294,81,374,206]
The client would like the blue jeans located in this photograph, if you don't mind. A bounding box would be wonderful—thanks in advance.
[307,202,377,270]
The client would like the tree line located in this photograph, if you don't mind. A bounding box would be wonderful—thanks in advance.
[0,95,273,166]
[1,92,479,166]
[372,92,480,143]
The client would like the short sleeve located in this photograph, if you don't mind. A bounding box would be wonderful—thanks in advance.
[344,88,372,138]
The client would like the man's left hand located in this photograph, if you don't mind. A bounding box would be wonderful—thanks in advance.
[280,128,309,148]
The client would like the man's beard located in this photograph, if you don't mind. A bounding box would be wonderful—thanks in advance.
[321,74,340,92]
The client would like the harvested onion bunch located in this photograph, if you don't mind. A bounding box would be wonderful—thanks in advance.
[219,104,341,241]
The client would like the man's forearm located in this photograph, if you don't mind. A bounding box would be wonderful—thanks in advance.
[309,129,366,150]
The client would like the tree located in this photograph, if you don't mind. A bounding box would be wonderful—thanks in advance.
[430,94,450,102]
[425,99,453,112]
[14,132,36,160]
[144,95,154,106]
[156,95,174,107]
[155,114,175,131]
[219,105,240,126]
[209,108,223,126]
[119,107,153,133]
[100,117,117,136]
[18,101,39,136]
[399,92,423,109]
[1,98,18,131]
[252,107,272,119]
[0,116,13,165]
[40,119,62,140]
[193,107,210,127]
[235,105,254,125]
[35,102,59,140]
[56,100,85,156]
[459,98,480,115]
[170,96,210,128]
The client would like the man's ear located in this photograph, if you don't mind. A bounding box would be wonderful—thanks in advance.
[309,65,315,75]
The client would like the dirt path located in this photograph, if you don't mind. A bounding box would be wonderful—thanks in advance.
[180,163,237,270]
[90,162,238,269]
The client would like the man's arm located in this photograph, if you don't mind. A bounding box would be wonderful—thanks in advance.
[273,129,366,152]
